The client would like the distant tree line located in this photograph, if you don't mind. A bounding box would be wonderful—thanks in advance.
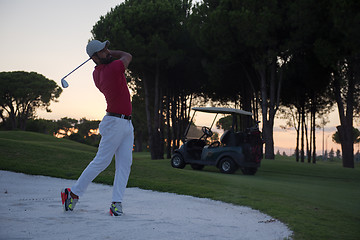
[275,147,360,163]
[25,117,102,147]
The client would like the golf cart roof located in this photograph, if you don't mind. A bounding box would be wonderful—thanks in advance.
[192,107,253,116]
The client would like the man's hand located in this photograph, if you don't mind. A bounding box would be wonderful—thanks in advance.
[109,50,132,69]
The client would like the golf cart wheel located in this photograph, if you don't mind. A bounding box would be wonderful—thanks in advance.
[241,167,258,175]
[191,164,204,171]
[219,157,237,174]
[171,153,186,169]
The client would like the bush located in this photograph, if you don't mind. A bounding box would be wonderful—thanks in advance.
[26,119,57,135]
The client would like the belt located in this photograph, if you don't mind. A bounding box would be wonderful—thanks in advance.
[106,112,132,120]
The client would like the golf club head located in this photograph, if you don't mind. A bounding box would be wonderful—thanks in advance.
[61,58,91,89]
[61,78,69,88]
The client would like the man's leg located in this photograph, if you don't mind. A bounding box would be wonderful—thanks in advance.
[112,120,134,203]
[71,116,122,197]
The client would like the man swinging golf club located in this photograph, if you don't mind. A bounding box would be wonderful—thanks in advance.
[61,40,133,216]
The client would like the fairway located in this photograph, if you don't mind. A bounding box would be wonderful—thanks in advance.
[1,131,359,240]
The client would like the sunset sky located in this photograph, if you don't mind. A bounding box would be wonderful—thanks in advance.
[1,0,358,155]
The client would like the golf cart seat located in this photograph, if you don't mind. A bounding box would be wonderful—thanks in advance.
[220,130,237,146]
[221,130,246,146]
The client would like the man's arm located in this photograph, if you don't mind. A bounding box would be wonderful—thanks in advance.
[109,50,132,69]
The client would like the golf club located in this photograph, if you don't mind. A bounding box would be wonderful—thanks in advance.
[61,58,91,88]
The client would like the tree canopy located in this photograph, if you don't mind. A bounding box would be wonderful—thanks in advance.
[3,0,358,168]
[333,127,360,145]
[92,0,203,159]
[0,71,62,130]
[86,0,360,167]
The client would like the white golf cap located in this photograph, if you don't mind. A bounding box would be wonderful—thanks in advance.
[86,40,110,57]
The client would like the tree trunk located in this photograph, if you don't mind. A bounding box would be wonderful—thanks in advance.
[151,64,164,160]
[134,130,143,152]
[296,108,300,162]
[263,121,274,159]
[251,93,260,123]
[159,96,165,159]
[178,96,184,143]
[142,75,154,158]
[305,112,310,163]
[243,86,252,113]
[337,125,354,168]
[19,105,31,130]
[166,95,172,159]
[301,104,305,163]
[259,60,281,160]
[6,103,17,130]
[260,67,273,159]
[333,65,355,168]
[312,105,317,164]
[0,109,5,125]
[171,94,178,150]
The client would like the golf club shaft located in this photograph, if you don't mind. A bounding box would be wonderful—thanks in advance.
[62,58,91,80]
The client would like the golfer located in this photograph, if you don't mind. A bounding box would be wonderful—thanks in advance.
[61,40,133,216]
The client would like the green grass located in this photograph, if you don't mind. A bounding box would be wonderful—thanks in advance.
[1,131,359,239]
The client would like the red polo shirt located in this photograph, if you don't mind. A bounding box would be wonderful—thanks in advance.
[93,59,132,116]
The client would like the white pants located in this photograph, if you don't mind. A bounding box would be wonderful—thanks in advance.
[71,115,134,202]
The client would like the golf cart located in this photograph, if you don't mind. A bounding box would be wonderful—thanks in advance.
[171,107,263,174]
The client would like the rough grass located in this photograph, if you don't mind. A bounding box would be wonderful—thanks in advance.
[1,131,359,240]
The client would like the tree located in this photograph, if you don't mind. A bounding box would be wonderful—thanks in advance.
[68,118,101,146]
[26,118,58,135]
[278,0,338,164]
[91,0,199,159]
[131,86,149,152]
[190,0,291,159]
[76,118,100,138]
[332,127,360,144]
[189,0,259,113]
[0,71,62,130]
[336,149,341,159]
[279,0,360,168]
[55,117,78,137]
[315,0,360,168]
[216,115,232,131]
[329,148,335,160]
[281,51,333,163]
[323,150,328,160]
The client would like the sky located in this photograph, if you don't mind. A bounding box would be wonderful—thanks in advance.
[0,0,358,154]
[0,0,122,120]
